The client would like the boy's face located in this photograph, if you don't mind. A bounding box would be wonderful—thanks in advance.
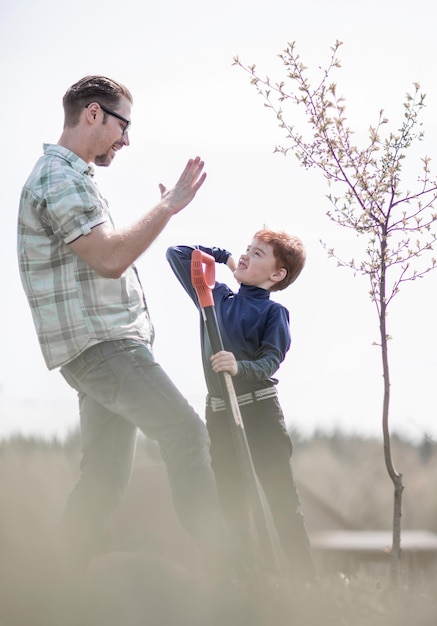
[234,238,284,290]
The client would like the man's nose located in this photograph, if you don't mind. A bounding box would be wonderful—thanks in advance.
[122,132,130,147]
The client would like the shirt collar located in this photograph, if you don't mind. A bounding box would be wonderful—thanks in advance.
[43,143,95,177]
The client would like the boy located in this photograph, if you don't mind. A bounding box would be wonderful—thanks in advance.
[166,228,315,583]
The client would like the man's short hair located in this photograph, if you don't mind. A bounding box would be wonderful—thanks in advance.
[62,75,133,127]
[254,227,306,291]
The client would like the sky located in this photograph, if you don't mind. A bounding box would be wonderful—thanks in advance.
[1,0,437,443]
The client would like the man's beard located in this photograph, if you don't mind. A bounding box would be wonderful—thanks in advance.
[94,151,113,167]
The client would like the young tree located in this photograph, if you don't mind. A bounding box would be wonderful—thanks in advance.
[233,41,437,581]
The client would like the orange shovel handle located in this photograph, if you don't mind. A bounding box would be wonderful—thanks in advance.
[191,249,216,308]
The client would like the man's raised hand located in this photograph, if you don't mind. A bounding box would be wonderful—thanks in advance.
[159,157,207,214]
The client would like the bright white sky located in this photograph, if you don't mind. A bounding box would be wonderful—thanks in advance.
[1,0,437,443]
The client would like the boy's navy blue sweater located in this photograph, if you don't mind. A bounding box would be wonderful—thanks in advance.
[166,245,291,397]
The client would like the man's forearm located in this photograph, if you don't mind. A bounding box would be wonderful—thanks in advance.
[70,201,174,278]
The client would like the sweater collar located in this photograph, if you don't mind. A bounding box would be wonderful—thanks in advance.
[238,284,271,299]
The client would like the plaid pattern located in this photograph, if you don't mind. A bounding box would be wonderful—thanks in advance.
[18,144,154,370]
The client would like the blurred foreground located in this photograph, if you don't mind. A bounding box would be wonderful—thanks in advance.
[1,430,436,625]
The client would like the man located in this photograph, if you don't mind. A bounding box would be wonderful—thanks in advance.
[17,75,225,568]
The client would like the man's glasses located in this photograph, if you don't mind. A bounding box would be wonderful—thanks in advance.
[86,103,131,135]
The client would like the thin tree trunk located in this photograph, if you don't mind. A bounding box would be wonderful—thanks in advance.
[380,243,404,584]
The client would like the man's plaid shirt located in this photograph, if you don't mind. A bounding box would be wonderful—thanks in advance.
[18,144,154,370]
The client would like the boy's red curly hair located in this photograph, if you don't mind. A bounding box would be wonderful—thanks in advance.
[254,228,306,291]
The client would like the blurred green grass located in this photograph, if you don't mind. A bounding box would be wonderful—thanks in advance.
[0,430,436,625]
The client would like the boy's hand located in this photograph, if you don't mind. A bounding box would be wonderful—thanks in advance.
[226,255,237,273]
[227,256,241,284]
[210,350,238,376]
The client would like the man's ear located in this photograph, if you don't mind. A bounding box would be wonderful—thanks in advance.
[85,102,100,123]
[271,267,287,284]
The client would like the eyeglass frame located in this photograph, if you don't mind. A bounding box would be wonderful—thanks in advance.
[85,102,131,136]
